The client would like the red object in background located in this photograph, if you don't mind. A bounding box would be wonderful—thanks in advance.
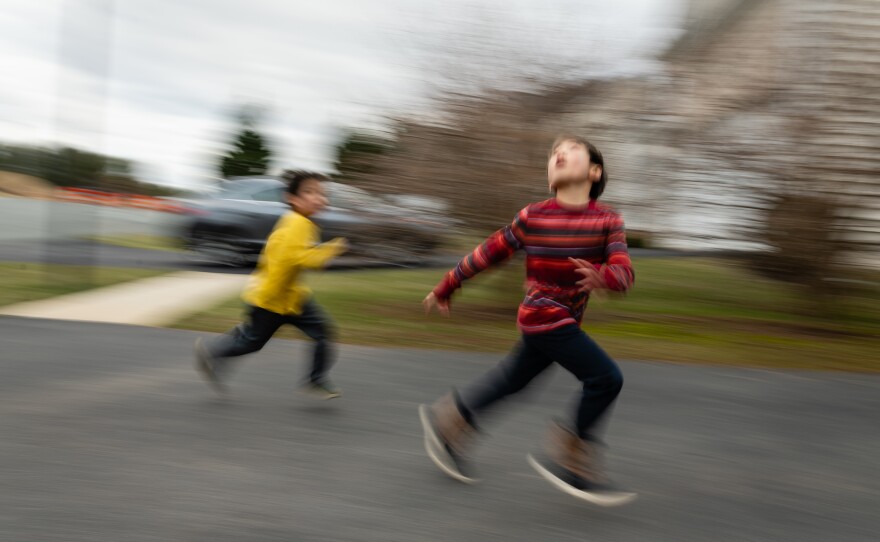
[56,187,188,214]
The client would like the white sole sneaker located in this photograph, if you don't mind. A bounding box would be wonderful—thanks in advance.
[418,404,478,484]
[299,385,342,400]
[527,454,637,507]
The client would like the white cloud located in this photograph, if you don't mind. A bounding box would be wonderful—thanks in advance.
[0,0,683,189]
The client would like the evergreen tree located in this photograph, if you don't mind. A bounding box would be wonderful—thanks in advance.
[219,109,272,179]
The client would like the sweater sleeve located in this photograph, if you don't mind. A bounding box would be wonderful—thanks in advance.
[433,206,528,299]
[602,211,635,292]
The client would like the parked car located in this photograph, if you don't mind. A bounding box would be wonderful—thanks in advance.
[179,176,444,266]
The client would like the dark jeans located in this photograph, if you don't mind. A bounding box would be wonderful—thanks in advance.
[204,300,336,384]
[460,324,623,440]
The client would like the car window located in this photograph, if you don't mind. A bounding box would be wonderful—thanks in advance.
[251,188,284,202]
[217,187,251,199]
[327,184,381,209]
[217,184,255,200]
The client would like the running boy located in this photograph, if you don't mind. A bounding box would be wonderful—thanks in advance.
[419,136,636,505]
[195,170,348,399]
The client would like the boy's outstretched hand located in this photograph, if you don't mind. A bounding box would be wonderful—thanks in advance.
[330,237,350,253]
[423,292,451,317]
[569,258,608,293]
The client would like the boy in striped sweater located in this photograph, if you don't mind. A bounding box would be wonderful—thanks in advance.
[419,135,636,506]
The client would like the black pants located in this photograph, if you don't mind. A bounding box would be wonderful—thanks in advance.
[460,324,623,440]
[204,300,336,384]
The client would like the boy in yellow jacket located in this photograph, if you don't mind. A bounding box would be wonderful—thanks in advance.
[195,170,348,398]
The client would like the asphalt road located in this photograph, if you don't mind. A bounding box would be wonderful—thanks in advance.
[0,239,208,270]
[0,238,699,276]
[0,197,714,273]
[0,239,457,273]
[1,317,877,541]
[0,199,181,243]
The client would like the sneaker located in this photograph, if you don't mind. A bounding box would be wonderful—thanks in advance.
[301,380,342,400]
[527,453,636,506]
[527,421,636,507]
[194,337,227,393]
[418,393,479,483]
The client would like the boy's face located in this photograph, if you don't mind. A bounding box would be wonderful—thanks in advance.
[547,139,601,191]
[287,178,328,217]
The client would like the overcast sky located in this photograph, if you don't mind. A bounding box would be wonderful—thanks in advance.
[0,0,684,189]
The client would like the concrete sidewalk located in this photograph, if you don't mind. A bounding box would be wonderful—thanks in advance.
[0,271,247,326]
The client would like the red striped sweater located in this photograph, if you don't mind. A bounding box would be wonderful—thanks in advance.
[433,198,634,334]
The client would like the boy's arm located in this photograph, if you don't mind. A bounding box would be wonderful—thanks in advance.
[601,212,634,292]
[291,237,347,269]
[432,207,528,300]
[266,222,347,272]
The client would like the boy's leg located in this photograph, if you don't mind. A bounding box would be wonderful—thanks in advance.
[196,305,284,390]
[205,305,284,358]
[529,326,623,440]
[419,339,552,482]
[285,299,337,386]
[524,325,635,505]
[458,339,554,424]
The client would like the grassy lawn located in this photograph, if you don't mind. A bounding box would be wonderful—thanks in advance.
[171,258,880,372]
[0,263,166,307]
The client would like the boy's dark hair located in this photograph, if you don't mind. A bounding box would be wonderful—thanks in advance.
[281,169,330,195]
[550,135,608,199]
